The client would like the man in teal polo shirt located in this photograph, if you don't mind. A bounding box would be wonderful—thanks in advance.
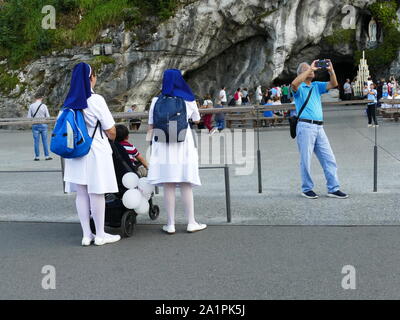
[291,60,348,199]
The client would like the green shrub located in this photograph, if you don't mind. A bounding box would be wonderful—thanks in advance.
[0,66,20,94]
[89,55,116,73]
[324,29,356,46]
[0,0,182,69]
[355,0,400,72]
[369,0,399,29]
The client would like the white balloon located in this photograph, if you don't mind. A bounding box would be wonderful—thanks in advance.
[122,172,139,190]
[135,196,150,214]
[138,178,155,197]
[141,190,152,201]
[122,189,142,210]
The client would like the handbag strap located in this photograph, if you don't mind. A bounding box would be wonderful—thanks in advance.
[297,87,314,119]
[92,120,103,139]
[32,103,43,118]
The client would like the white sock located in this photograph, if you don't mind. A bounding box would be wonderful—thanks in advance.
[89,192,106,238]
[180,183,196,225]
[75,184,92,238]
[163,183,176,226]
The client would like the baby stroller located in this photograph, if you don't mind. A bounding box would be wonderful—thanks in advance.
[90,142,159,237]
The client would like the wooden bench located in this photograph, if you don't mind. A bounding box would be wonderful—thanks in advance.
[379,108,400,121]
[225,111,287,128]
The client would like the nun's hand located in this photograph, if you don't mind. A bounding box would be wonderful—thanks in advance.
[105,126,116,141]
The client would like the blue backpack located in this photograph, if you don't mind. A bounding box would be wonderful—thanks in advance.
[50,108,100,159]
[153,95,188,143]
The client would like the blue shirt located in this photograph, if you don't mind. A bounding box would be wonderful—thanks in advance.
[263,102,274,117]
[293,81,328,121]
[367,89,377,103]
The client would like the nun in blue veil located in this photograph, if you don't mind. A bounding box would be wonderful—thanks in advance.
[147,69,207,235]
[63,62,121,246]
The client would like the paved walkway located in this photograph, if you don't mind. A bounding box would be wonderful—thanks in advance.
[1,106,400,225]
[2,222,400,300]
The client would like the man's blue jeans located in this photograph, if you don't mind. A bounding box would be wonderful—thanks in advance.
[296,121,340,193]
[32,124,50,158]
[216,119,225,130]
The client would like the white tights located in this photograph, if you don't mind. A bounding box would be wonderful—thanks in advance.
[163,183,196,226]
[75,184,105,238]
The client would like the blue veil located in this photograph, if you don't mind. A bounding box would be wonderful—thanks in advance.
[162,69,195,102]
[63,62,92,109]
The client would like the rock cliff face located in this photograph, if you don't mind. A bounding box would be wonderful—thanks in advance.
[0,0,398,117]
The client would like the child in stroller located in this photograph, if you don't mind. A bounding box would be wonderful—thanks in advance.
[90,140,159,238]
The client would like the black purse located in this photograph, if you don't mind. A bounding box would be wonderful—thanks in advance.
[289,87,313,139]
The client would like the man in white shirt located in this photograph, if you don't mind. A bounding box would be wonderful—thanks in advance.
[343,79,352,100]
[219,86,227,106]
[27,93,52,161]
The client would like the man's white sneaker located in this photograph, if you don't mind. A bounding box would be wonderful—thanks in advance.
[94,233,121,246]
[162,225,176,234]
[187,223,207,233]
[81,234,95,246]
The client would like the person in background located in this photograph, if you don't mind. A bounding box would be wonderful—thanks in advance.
[242,88,250,105]
[343,79,352,101]
[363,83,369,98]
[376,80,383,108]
[281,84,289,103]
[388,80,393,96]
[270,85,278,99]
[262,98,277,126]
[127,104,142,131]
[382,81,389,98]
[264,87,271,104]
[201,94,217,134]
[27,92,53,161]
[367,83,378,128]
[234,88,242,105]
[214,100,225,131]
[255,86,263,105]
[367,76,373,90]
[219,86,227,106]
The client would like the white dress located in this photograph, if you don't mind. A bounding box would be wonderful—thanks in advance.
[147,97,201,187]
[63,92,118,194]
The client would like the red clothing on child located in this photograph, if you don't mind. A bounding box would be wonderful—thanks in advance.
[119,140,140,163]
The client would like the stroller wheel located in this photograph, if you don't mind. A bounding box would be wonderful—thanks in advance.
[90,218,96,235]
[149,205,160,220]
[121,211,136,237]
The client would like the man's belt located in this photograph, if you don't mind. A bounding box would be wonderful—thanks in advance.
[299,119,324,125]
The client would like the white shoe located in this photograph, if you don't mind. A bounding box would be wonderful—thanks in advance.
[94,233,121,246]
[187,223,207,233]
[81,234,95,246]
[210,128,218,135]
[162,225,176,234]
[368,124,373,128]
